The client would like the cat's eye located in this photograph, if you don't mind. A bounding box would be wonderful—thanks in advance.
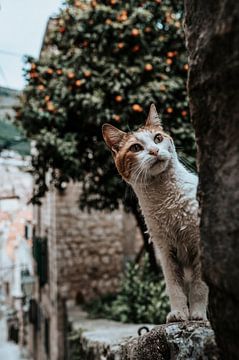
[154,134,163,144]
[129,143,143,153]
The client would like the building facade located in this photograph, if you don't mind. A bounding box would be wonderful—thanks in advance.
[0,86,33,350]
[30,181,141,360]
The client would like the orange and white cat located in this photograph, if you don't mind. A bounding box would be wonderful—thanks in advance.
[102,104,208,322]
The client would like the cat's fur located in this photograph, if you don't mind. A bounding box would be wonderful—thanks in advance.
[102,104,208,322]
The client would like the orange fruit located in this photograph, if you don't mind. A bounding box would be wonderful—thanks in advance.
[47,101,55,112]
[132,104,143,112]
[144,63,153,71]
[131,28,140,37]
[117,42,125,49]
[184,64,189,71]
[84,70,92,78]
[67,72,75,79]
[166,107,173,113]
[46,68,53,75]
[132,45,140,53]
[115,95,123,102]
[113,114,121,122]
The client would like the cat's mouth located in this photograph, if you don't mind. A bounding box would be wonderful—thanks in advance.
[150,157,167,167]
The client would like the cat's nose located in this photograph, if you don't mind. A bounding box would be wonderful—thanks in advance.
[149,148,159,156]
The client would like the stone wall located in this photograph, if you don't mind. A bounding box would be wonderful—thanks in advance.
[184,1,239,358]
[55,182,134,302]
[32,181,141,360]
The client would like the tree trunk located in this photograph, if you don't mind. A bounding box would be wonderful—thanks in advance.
[132,204,159,274]
[184,1,239,358]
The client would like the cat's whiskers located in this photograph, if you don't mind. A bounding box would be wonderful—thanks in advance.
[141,158,154,193]
[132,157,152,192]
[130,164,142,185]
[141,169,149,194]
[131,159,149,187]
[132,164,146,186]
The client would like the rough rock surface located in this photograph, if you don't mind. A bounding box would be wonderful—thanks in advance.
[184,1,239,358]
[67,309,218,360]
[121,321,218,360]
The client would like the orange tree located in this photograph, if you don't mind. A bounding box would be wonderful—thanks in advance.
[17,0,194,271]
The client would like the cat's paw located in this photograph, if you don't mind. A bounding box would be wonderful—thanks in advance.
[166,310,188,323]
[190,311,207,321]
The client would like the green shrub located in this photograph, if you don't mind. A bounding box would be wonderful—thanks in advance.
[85,255,169,324]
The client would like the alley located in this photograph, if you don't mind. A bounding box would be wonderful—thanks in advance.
[0,314,21,359]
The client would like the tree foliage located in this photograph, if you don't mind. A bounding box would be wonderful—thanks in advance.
[17,0,194,210]
[84,254,170,324]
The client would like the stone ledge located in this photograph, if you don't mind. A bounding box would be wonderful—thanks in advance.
[67,308,219,360]
[67,307,154,360]
[121,321,219,360]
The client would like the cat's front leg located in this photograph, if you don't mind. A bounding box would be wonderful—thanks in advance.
[160,252,189,322]
[189,275,208,321]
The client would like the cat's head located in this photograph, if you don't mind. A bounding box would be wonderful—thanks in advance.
[102,104,176,185]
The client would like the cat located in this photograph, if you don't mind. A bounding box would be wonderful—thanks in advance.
[102,104,208,322]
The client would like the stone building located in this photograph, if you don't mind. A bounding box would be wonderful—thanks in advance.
[30,181,141,360]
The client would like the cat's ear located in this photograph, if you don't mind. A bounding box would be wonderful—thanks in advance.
[145,103,162,128]
[102,123,126,155]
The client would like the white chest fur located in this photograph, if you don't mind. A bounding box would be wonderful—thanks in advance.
[133,158,199,260]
